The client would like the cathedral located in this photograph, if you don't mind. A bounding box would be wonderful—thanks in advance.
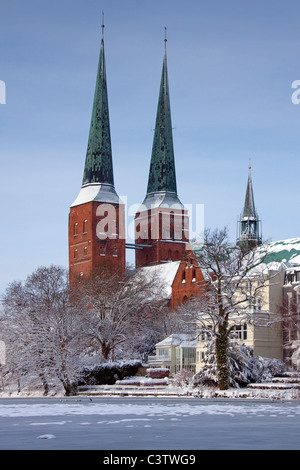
[68,25,204,308]
[68,24,263,308]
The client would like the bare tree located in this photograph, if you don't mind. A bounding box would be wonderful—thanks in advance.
[182,227,279,390]
[73,266,166,362]
[2,265,86,395]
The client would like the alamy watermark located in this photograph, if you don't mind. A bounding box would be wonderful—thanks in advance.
[291,80,300,104]
[0,80,6,104]
[94,199,205,242]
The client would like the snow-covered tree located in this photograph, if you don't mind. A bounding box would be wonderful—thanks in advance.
[183,227,279,390]
[72,266,166,362]
[2,265,86,395]
[194,336,285,388]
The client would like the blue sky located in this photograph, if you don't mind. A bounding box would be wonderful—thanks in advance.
[1,0,300,294]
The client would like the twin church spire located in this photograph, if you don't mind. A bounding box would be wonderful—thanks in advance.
[146,38,178,197]
[79,23,180,209]
[71,21,262,281]
[82,23,114,188]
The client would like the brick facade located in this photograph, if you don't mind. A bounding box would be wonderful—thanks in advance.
[135,206,189,267]
[69,200,125,285]
[170,261,205,309]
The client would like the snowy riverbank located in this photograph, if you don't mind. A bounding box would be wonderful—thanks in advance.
[1,379,299,401]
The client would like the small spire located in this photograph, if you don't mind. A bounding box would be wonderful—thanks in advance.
[236,164,262,251]
[164,26,167,49]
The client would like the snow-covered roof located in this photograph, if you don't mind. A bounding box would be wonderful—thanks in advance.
[156,333,196,348]
[254,237,300,272]
[135,261,181,299]
[70,183,122,207]
[192,237,300,275]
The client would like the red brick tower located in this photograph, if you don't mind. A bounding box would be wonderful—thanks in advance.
[135,39,192,268]
[69,25,125,285]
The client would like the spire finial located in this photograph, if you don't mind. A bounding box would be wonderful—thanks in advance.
[249,158,252,170]
[164,26,167,49]
[101,11,105,38]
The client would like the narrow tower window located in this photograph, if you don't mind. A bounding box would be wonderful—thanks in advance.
[83,219,88,234]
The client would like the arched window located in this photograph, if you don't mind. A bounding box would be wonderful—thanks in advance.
[83,219,88,234]
[73,223,78,236]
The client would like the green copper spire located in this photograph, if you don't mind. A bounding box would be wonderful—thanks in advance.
[242,166,257,219]
[82,25,114,187]
[146,42,177,196]
[237,165,262,251]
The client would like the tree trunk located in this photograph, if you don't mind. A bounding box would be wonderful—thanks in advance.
[62,379,77,396]
[215,325,230,390]
[101,342,111,361]
[39,372,49,396]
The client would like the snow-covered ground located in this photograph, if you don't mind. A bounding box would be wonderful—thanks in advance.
[1,378,300,401]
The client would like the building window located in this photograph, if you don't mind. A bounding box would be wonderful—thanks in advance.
[99,245,106,257]
[113,247,118,257]
[74,249,78,259]
[249,297,262,312]
[83,219,88,234]
[200,325,212,342]
[182,271,186,283]
[232,324,247,340]
[192,268,196,282]
[84,246,88,257]
[73,223,78,236]
[158,349,170,359]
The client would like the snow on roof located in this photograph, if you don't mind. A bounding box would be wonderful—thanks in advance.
[70,183,121,207]
[192,237,300,276]
[136,261,181,299]
[254,237,300,272]
[156,333,196,348]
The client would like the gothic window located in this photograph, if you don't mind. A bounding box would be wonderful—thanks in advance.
[182,270,186,283]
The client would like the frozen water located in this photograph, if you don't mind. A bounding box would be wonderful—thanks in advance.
[0,397,300,450]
